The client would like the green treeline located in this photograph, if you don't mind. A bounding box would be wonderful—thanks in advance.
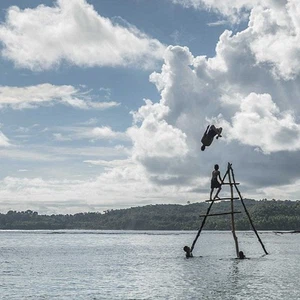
[1,199,300,230]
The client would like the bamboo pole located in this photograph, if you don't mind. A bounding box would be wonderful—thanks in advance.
[190,169,229,253]
[230,165,268,255]
[228,163,239,257]
[199,211,241,217]
[205,197,239,202]
[190,200,214,253]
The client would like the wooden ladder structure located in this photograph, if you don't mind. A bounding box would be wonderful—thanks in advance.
[190,162,268,257]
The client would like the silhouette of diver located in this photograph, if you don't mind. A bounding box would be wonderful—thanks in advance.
[201,125,222,151]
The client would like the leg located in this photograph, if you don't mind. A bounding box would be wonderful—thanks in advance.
[214,186,222,199]
[210,188,214,200]
[210,125,216,131]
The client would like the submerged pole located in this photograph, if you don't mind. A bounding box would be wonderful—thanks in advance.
[230,165,268,255]
[228,163,239,257]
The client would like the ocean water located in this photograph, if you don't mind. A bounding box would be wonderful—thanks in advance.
[0,230,299,299]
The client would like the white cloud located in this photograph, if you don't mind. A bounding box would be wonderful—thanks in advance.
[84,159,134,168]
[207,20,229,27]
[0,147,62,161]
[0,0,166,70]
[0,145,129,163]
[3,0,300,212]
[217,93,300,153]
[53,126,129,142]
[78,118,99,126]
[170,0,261,23]
[248,2,300,80]
[124,1,300,196]
[0,131,11,147]
[128,99,189,160]
[0,84,120,110]
[0,158,206,214]
[170,1,300,80]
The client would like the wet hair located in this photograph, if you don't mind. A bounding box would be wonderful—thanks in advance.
[183,246,190,252]
[201,145,206,151]
[214,164,219,170]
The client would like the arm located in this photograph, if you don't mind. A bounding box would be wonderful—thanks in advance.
[201,125,210,141]
[205,125,210,134]
[218,172,223,183]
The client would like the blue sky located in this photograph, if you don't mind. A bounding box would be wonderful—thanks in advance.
[0,0,300,213]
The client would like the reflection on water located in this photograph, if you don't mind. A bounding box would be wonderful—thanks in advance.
[0,231,300,299]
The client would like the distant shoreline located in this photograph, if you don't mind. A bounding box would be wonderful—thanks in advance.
[1,199,300,231]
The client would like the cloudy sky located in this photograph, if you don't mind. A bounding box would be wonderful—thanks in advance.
[0,0,300,214]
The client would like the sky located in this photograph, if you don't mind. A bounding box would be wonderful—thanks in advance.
[0,0,300,214]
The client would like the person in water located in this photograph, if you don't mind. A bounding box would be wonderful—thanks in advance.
[210,164,222,200]
[201,125,222,151]
[183,246,193,258]
[238,251,246,259]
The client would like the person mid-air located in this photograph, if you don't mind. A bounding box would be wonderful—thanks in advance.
[201,125,222,151]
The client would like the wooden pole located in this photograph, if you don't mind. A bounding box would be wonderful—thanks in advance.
[230,165,268,255]
[190,169,229,253]
[190,200,213,253]
[199,211,241,217]
[228,163,239,258]
[205,197,239,202]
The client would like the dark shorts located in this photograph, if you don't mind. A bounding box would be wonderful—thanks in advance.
[211,178,221,189]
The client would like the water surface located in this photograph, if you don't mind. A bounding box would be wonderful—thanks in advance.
[0,230,299,299]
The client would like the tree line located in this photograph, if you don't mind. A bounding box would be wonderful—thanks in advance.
[0,199,300,230]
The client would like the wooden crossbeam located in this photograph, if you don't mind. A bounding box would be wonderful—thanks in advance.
[222,183,240,185]
[199,211,241,217]
[205,197,239,202]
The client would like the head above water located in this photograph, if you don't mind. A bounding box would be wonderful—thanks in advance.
[214,164,219,170]
[201,145,206,151]
[183,246,192,258]
[183,246,190,252]
[238,251,246,259]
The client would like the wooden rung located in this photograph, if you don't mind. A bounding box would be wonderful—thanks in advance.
[205,197,240,202]
[199,211,241,217]
[222,183,240,185]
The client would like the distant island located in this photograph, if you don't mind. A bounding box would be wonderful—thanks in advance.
[1,199,300,230]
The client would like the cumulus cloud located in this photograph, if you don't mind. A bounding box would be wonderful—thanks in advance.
[170,1,300,79]
[128,99,189,161]
[0,0,165,70]
[125,1,300,195]
[218,93,300,153]
[0,84,120,109]
[3,0,300,212]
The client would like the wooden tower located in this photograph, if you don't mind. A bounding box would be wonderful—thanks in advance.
[189,162,268,257]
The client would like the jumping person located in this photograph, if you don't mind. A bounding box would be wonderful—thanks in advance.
[210,164,222,200]
[201,125,222,151]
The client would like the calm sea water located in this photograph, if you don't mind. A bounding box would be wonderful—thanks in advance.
[0,230,299,299]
